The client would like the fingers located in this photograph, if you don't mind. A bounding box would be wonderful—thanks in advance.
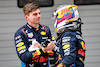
[33,43,43,49]
[37,43,43,49]
[47,41,56,50]
[42,41,56,52]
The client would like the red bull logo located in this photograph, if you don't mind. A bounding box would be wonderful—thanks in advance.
[32,50,41,57]
[39,56,48,62]
[81,41,86,50]
[32,56,48,63]
[58,54,62,60]
[78,49,85,57]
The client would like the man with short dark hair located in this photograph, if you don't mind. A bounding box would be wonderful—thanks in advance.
[14,2,56,67]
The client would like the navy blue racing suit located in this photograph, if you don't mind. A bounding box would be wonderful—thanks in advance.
[56,30,86,67]
[14,23,56,67]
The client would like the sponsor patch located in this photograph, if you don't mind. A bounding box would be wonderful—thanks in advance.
[15,35,21,40]
[40,31,46,35]
[64,47,70,56]
[62,37,70,42]
[16,42,24,47]
[58,54,62,60]
[32,50,41,57]
[52,36,55,40]
[28,33,33,38]
[36,28,39,31]
[17,45,26,51]
[78,49,85,57]
[63,44,70,49]
[19,49,26,54]
[16,39,22,44]
[81,41,86,50]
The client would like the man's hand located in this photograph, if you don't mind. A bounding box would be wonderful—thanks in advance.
[42,41,56,52]
[28,39,43,52]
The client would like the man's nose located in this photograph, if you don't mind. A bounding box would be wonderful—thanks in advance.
[37,13,41,17]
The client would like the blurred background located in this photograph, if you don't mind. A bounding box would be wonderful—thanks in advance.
[0,0,100,67]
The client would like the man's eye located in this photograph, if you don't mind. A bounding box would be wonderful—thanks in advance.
[39,12,41,14]
[33,13,37,16]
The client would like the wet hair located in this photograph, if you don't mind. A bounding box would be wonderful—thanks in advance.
[23,2,40,15]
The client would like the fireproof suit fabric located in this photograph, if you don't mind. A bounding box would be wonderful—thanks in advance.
[57,31,86,67]
[14,23,55,67]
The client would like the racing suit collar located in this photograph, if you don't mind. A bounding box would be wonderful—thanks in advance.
[26,23,32,29]
[26,23,43,31]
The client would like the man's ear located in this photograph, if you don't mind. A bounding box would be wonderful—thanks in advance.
[25,15,28,20]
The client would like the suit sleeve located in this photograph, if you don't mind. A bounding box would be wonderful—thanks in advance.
[45,26,57,57]
[59,32,77,66]
[14,31,45,63]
